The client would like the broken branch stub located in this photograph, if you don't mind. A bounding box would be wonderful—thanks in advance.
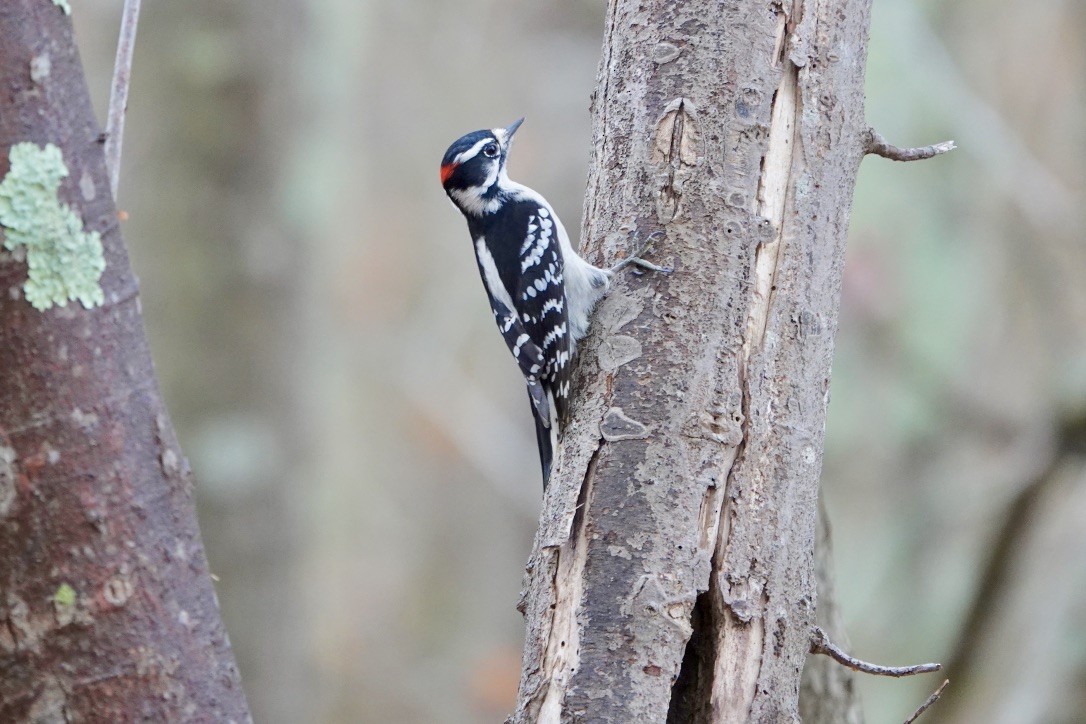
[865,128,956,162]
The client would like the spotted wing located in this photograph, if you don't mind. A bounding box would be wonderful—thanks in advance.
[512,205,572,423]
[478,292,549,427]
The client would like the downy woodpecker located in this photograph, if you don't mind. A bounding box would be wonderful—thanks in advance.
[440,118,667,487]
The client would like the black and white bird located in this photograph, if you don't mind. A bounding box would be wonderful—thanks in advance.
[440,118,667,487]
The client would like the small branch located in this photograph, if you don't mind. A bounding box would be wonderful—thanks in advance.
[104,0,142,198]
[904,679,950,724]
[865,128,956,162]
[810,626,942,677]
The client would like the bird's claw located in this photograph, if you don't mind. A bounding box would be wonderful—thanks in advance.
[610,230,672,275]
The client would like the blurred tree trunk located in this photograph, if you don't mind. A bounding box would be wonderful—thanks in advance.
[0,3,249,721]
[512,0,873,720]
[167,5,312,721]
[799,500,864,723]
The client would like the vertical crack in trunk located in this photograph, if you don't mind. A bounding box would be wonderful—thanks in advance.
[711,53,800,721]
[653,98,700,224]
[668,22,802,716]
[667,590,716,723]
[748,61,799,358]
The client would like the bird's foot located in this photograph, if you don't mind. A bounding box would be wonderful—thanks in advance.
[609,231,672,275]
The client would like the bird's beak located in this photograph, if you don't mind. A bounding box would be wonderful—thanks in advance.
[504,117,525,141]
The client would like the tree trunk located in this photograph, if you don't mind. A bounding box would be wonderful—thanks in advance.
[512,0,872,721]
[0,3,250,720]
[798,499,864,723]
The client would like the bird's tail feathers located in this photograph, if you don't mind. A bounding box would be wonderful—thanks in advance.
[529,388,560,488]
[526,379,551,428]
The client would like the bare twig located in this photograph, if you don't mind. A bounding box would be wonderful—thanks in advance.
[104,0,142,198]
[810,626,942,677]
[865,128,956,161]
[904,679,950,724]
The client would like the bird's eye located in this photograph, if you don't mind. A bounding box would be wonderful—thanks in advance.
[483,143,500,158]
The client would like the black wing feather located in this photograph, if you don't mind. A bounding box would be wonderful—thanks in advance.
[482,292,552,427]
[472,199,573,487]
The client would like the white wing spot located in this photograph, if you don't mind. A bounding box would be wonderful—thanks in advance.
[512,333,530,357]
[521,236,548,271]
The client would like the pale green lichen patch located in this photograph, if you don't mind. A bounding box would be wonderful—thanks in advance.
[0,143,105,310]
[53,0,72,15]
[53,583,76,607]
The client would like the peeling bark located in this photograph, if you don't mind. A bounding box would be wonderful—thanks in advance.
[512,0,872,721]
[0,3,250,720]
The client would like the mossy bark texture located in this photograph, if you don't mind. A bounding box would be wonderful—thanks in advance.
[512,1,872,721]
[0,3,250,720]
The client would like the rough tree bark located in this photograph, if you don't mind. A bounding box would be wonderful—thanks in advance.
[0,3,250,720]
[512,0,873,721]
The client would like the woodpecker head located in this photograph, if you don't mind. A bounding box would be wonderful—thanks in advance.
[440,118,523,217]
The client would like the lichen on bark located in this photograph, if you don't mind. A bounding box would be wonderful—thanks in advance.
[0,142,105,310]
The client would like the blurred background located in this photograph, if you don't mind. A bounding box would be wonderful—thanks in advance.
[71,1,1085,722]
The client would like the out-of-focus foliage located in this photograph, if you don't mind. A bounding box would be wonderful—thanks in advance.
[73,0,1085,722]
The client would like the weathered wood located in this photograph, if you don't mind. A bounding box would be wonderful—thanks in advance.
[0,3,250,719]
[512,0,873,720]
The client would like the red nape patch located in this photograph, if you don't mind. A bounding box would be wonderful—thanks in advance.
[440,163,457,185]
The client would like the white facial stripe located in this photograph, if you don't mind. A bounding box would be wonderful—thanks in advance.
[454,138,493,166]
[449,187,503,216]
